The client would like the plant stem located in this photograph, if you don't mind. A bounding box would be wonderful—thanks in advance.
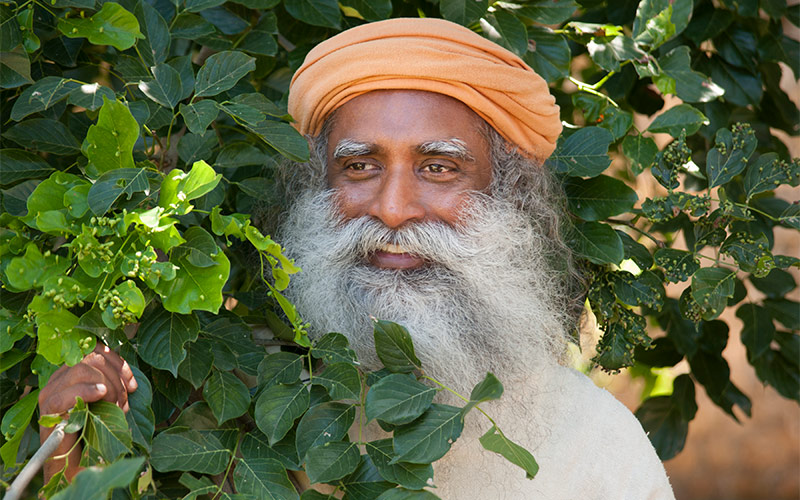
[211,434,240,500]
[4,422,67,500]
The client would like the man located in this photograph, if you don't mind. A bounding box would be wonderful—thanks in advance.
[278,18,675,499]
[39,17,674,499]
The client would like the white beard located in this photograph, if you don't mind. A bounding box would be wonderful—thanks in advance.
[279,190,570,394]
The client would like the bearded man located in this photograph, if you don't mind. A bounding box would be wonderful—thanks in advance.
[278,18,676,499]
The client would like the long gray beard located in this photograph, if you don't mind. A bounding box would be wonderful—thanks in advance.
[279,190,570,394]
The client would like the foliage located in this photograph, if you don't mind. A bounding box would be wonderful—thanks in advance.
[0,0,798,497]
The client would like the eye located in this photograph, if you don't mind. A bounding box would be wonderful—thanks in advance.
[421,163,456,174]
[345,161,377,171]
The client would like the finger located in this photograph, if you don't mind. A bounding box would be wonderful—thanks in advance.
[83,352,128,411]
[41,381,108,415]
[94,344,137,393]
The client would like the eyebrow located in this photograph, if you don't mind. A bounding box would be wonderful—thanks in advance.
[417,139,475,162]
[333,139,377,159]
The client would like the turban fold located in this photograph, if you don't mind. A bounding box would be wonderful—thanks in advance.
[288,17,562,161]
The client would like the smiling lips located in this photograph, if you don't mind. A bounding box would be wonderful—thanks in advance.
[369,243,425,269]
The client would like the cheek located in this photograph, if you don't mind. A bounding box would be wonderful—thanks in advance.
[330,185,372,219]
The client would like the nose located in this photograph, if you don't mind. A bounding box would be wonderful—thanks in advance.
[367,169,426,229]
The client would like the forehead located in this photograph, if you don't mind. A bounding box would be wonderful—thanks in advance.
[325,90,490,155]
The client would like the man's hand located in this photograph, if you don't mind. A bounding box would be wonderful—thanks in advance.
[38,344,138,482]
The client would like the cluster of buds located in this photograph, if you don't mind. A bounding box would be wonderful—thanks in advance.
[98,288,136,324]
[42,278,84,309]
[122,247,158,279]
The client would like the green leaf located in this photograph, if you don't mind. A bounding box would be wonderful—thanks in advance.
[203,369,251,425]
[479,425,538,479]
[744,154,800,200]
[690,267,735,321]
[312,362,361,401]
[736,304,775,360]
[546,127,613,178]
[0,149,54,185]
[305,441,360,484]
[523,27,570,83]
[258,352,304,389]
[137,309,200,376]
[439,0,488,26]
[295,402,356,459]
[255,382,310,445]
[10,76,80,121]
[633,0,690,47]
[339,455,394,499]
[720,232,772,276]
[622,135,658,175]
[634,393,689,461]
[234,457,300,500]
[611,270,665,310]
[392,404,464,464]
[505,0,577,25]
[139,63,182,109]
[179,101,220,135]
[341,0,392,21]
[284,0,341,28]
[0,5,21,52]
[135,0,170,66]
[150,427,231,474]
[469,372,503,403]
[654,248,700,283]
[659,46,724,103]
[67,82,116,111]
[365,439,433,490]
[159,160,222,213]
[647,104,708,137]
[1,389,38,436]
[312,332,358,365]
[706,125,757,188]
[241,428,301,470]
[565,175,638,221]
[87,167,155,215]
[570,221,623,265]
[5,242,71,290]
[177,339,214,388]
[242,120,310,162]
[588,36,646,72]
[156,246,230,314]
[750,269,797,299]
[85,401,132,461]
[365,373,436,425]
[480,10,528,57]
[126,366,154,451]
[709,57,762,107]
[373,320,422,373]
[83,97,139,176]
[597,107,633,140]
[51,457,145,500]
[57,2,144,51]
[194,50,255,98]
[0,48,33,89]
[171,12,215,39]
[239,14,278,56]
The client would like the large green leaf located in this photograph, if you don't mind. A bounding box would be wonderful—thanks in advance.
[365,439,433,490]
[570,221,624,265]
[565,175,638,221]
[57,2,144,51]
[659,46,724,103]
[373,320,422,374]
[736,304,775,360]
[194,50,255,98]
[0,149,54,186]
[255,382,310,445]
[234,457,300,500]
[439,0,488,26]
[156,243,230,314]
[341,0,392,21]
[83,97,139,176]
[505,0,577,25]
[150,427,231,474]
[10,76,80,121]
[296,402,356,459]
[744,154,800,200]
[3,118,79,155]
[51,457,145,500]
[340,455,395,499]
[479,425,538,479]
[180,100,220,134]
[392,404,464,464]
[285,0,341,28]
[304,441,360,484]
[257,351,304,389]
[139,63,182,109]
[0,48,33,89]
[87,167,155,215]
[523,27,570,83]
[588,36,646,72]
[127,366,155,451]
[647,104,708,137]
[134,0,170,66]
[136,309,200,376]
[203,369,251,425]
[706,126,757,188]
[365,373,436,425]
[242,119,310,162]
[85,401,132,461]
[622,135,658,175]
[690,267,735,321]
[480,11,528,57]
[546,127,613,178]
[312,362,361,401]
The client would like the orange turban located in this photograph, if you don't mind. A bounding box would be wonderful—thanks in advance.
[288,17,562,161]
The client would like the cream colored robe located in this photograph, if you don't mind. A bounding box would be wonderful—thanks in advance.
[423,362,676,499]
